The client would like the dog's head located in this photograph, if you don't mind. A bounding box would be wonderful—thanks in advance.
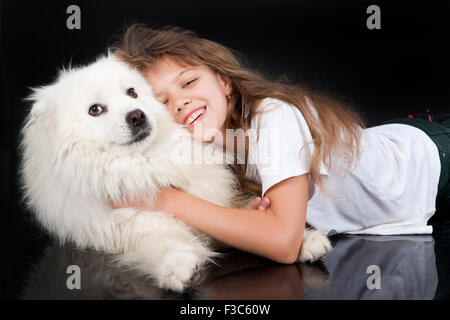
[24,54,174,151]
[18,54,191,243]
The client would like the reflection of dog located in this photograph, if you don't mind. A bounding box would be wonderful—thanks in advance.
[21,244,329,300]
[21,245,180,300]
[19,54,331,292]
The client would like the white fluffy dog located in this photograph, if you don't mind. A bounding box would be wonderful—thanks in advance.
[19,54,331,292]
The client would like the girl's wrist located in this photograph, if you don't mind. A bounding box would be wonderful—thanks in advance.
[153,187,181,214]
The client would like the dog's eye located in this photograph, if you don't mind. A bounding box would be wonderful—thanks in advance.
[89,104,104,117]
[126,88,138,98]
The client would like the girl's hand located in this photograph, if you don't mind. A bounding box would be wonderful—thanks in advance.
[110,197,149,211]
[250,197,271,211]
[110,187,177,212]
[111,193,271,212]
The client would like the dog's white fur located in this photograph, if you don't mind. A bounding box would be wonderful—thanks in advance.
[19,54,331,292]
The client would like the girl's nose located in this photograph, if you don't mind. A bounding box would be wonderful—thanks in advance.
[176,97,192,112]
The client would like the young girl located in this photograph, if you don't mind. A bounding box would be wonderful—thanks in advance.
[110,24,450,264]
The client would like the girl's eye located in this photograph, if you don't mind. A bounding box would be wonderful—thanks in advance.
[126,88,138,98]
[183,78,197,88]
[88,104,104,117]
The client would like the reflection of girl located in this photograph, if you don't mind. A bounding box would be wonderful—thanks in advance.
[303,235,438,299]
[111,24,450,263]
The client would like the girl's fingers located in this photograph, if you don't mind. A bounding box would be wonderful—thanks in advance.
[111,200,123,209]
[250,197,262,210]
[257,197,271,211]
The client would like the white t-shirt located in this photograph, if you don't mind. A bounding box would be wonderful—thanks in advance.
[245,98,441,235]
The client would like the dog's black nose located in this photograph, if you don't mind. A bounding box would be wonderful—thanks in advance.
[126,109,147,127]
[126,109,152,144]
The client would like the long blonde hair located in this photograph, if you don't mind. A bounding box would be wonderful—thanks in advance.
[111,24,367,196]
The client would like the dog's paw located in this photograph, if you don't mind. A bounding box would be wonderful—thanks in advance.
[297,229,332,263]
[156,250,207,292]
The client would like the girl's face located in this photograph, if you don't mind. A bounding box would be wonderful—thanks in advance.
[143,56,232,143]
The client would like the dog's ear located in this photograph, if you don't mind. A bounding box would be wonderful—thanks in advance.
[25,86,53,116]
[30,101,48,117]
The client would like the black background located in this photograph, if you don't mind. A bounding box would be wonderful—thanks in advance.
[1,0,449,299]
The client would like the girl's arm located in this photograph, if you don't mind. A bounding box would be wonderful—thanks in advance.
[114,174,308,264]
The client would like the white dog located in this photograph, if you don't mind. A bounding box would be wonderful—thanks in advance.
[19,54,331,292]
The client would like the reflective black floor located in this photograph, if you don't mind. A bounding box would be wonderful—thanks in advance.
[2,201,450,300]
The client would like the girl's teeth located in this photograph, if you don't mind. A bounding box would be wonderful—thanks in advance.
[188,108,205,124]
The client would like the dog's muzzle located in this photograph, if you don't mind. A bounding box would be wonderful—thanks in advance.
[126,109,152,144]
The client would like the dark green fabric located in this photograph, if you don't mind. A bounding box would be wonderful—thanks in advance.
[380,115,450,201]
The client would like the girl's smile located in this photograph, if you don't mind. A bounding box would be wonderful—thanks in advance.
[184,106,207,127]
